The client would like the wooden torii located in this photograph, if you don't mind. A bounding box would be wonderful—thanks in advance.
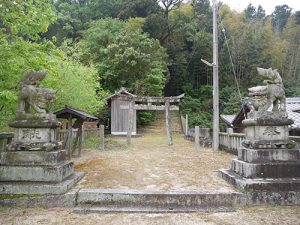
[118,93,185,145]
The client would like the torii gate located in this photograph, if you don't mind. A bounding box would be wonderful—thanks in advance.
[106,88,184,145]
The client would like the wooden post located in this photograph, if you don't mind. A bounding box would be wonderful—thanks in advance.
[185,114,188,136]
[67,115,73,159]
[127,100,134,145]
[165,100,172,145]
[72,129,79,156]
[78,126,83,157]
[195,126,200,150]
[227,128,233,150]
[100,125,105,150]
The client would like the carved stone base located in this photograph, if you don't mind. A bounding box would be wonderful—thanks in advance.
[7,127,62,151]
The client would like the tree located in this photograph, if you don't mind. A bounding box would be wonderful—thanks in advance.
[81,19,168,96]
[159,0,184,43]
[272,5,292,32]
[46,0,123,43]
[45,60,106,114]
[244,3,256,21]
[118,0,162,19]
[0,0,59,128]
[256,5,266,20]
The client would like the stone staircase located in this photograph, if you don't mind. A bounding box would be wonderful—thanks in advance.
[74,189,241,213]
[138,111,182,134]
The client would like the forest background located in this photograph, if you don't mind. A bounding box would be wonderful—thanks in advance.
[1,0,300,130]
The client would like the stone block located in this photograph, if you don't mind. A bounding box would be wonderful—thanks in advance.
[219,168,300,192]
[245,125,289,143]
[231,159,300,178]
[0,161,74,182]
[0,172,84,195]
[13,127,57,145]
[0,150,66,166]
[238,148,300,163]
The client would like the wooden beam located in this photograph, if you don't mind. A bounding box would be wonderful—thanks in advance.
[165,100,172,145]
[118,94,184,103]
[120,104,179,111]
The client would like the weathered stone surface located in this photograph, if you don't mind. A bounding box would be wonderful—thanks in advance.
[0,161,74,182]
[231,159,300,179]
[0,172,84,196]
[238,148,300,163]
[0,150,66,166]
[75,189,241,213]
[219,169,300,193]
[245,124,289,142]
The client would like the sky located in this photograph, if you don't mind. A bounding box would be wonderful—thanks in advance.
[217,0,300,15]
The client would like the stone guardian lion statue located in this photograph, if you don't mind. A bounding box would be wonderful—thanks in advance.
[248,67,286,114]
[18,70,56,114]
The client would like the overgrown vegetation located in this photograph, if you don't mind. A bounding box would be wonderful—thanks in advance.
[1,0,300,129]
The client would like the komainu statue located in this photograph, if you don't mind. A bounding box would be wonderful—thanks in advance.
[248,67,286,118]
[18,70,56,114]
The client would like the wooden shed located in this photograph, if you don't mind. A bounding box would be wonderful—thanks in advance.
[106,88,137,135]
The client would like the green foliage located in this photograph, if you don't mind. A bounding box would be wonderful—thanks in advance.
[137,111,156,126]
[0,0,60,128]
[118,0,161,19]
[272,5,292,32]
[82,18,168,96]
[180,85,213,128]
[47,0,123,42]
[44,60,106,114]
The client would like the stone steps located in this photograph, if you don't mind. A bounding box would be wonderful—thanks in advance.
[74,189,241,213]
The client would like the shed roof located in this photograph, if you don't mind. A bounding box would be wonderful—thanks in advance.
[105,87,136,100]
[220,114,236,127]
[54,105,98,121]
[227,97,300,129]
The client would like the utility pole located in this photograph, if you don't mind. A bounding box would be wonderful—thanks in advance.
[201,0,219,151]
[212,0,219,151]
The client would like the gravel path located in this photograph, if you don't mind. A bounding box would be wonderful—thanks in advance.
[74,134,235,191]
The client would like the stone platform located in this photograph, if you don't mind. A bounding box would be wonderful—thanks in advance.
[0,172,84,195]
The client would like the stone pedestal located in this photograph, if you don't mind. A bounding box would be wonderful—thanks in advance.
[220,115,300,192]
[0,113,84,195]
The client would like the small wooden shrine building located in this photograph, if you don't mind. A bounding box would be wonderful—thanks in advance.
[106,88,137,135]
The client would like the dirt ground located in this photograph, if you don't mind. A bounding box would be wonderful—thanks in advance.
[74,134,235,191]
[1,206,300,225]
